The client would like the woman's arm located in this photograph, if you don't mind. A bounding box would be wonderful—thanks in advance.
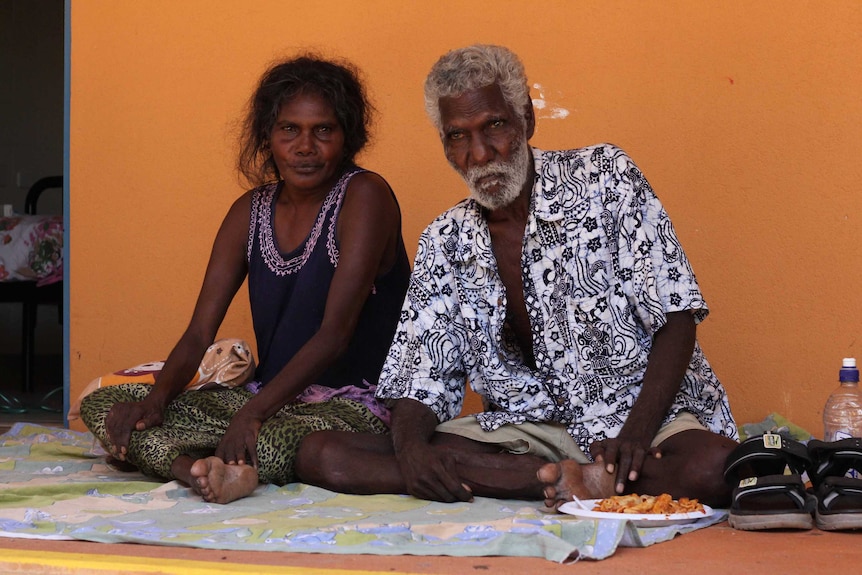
[245,171,399,412]
[105,192,251,459]
[216,172,402,466]
[147,192,252,408]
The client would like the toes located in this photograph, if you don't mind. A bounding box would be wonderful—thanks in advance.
[190,461,206,478]
[536,462,561,484]
[541,492,569,510]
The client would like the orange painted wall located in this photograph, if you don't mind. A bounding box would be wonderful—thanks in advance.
[69,1,862,436]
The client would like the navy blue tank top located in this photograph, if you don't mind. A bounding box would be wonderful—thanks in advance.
[246,168,410,388]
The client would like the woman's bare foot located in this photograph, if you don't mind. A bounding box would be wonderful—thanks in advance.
[536,460,614,510]
[189,456,259,504]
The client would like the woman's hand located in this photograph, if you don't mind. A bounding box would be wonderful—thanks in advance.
[105,400,165,461]
[215,410,263,468]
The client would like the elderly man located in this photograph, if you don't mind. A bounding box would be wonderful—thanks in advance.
[296,44,738,508]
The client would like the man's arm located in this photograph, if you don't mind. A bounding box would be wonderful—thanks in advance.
[590,310,696,493]
[375,218,474,501]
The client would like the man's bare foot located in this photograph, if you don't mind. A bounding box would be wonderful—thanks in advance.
[189,456,259,504]
[536,460,614,510]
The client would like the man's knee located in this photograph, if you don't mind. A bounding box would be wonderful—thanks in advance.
[294,431,342,487]
[658,429,737,502]
[659,428,736,456]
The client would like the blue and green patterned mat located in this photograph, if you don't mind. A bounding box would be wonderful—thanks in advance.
[0,423,724,563]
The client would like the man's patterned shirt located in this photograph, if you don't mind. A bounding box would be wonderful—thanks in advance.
[377,144,738,455]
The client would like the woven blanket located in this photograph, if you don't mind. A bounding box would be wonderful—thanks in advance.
[0,423,725,563]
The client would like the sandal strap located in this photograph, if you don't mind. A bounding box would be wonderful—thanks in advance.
[731,473,813,512]
[724,433,812,484]
[808,438,862,486]
[817,475,862,512]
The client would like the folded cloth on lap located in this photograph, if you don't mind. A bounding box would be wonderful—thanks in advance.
[67,338,255,420]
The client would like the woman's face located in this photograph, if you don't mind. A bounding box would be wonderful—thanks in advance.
[269,92,346,195]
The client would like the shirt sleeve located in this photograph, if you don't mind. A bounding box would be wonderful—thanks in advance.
[611,148,709,334]
[375,225,469,422]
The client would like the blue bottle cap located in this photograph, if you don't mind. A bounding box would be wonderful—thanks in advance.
[840,357,859,382]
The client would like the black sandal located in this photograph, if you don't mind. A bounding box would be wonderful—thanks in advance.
[808,437,862,530]
[723,433,815,530]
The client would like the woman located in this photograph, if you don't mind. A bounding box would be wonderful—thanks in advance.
[81,55,410,504]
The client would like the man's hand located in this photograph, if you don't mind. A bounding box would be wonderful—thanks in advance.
[389,398,473,503]
[105,400,165,461]
[590,435,661,494]
[395,440,473,503]
[215,410,262,468]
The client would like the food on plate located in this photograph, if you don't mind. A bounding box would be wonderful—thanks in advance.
[591,493,705,515]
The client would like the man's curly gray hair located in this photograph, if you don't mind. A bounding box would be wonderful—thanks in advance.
[424,44,530,134]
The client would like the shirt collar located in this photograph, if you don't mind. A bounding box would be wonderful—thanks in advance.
[449,147,559,264]
[529,148,564,223]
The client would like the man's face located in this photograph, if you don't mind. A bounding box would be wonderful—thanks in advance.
[438,84,533,210]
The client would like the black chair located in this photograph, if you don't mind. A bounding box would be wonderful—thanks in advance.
[0,176,63,394]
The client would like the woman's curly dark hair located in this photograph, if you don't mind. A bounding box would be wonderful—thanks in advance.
[238,55,374,187]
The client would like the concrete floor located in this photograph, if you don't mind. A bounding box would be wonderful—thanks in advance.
[0,522,860,575]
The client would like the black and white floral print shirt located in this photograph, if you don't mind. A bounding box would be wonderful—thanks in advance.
[377,145,738,455]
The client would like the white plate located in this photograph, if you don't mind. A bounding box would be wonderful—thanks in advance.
[557,499,715,527]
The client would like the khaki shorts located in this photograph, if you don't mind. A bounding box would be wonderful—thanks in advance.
[436,412,706,464]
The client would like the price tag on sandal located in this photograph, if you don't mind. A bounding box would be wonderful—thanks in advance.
[762,433,782,449]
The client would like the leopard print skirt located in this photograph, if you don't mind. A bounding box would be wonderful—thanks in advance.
[79,384,387,484]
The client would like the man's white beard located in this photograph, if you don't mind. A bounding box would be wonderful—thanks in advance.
[457,138,531,211]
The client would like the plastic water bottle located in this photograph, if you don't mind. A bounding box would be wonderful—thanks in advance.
[823,357,862,441]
